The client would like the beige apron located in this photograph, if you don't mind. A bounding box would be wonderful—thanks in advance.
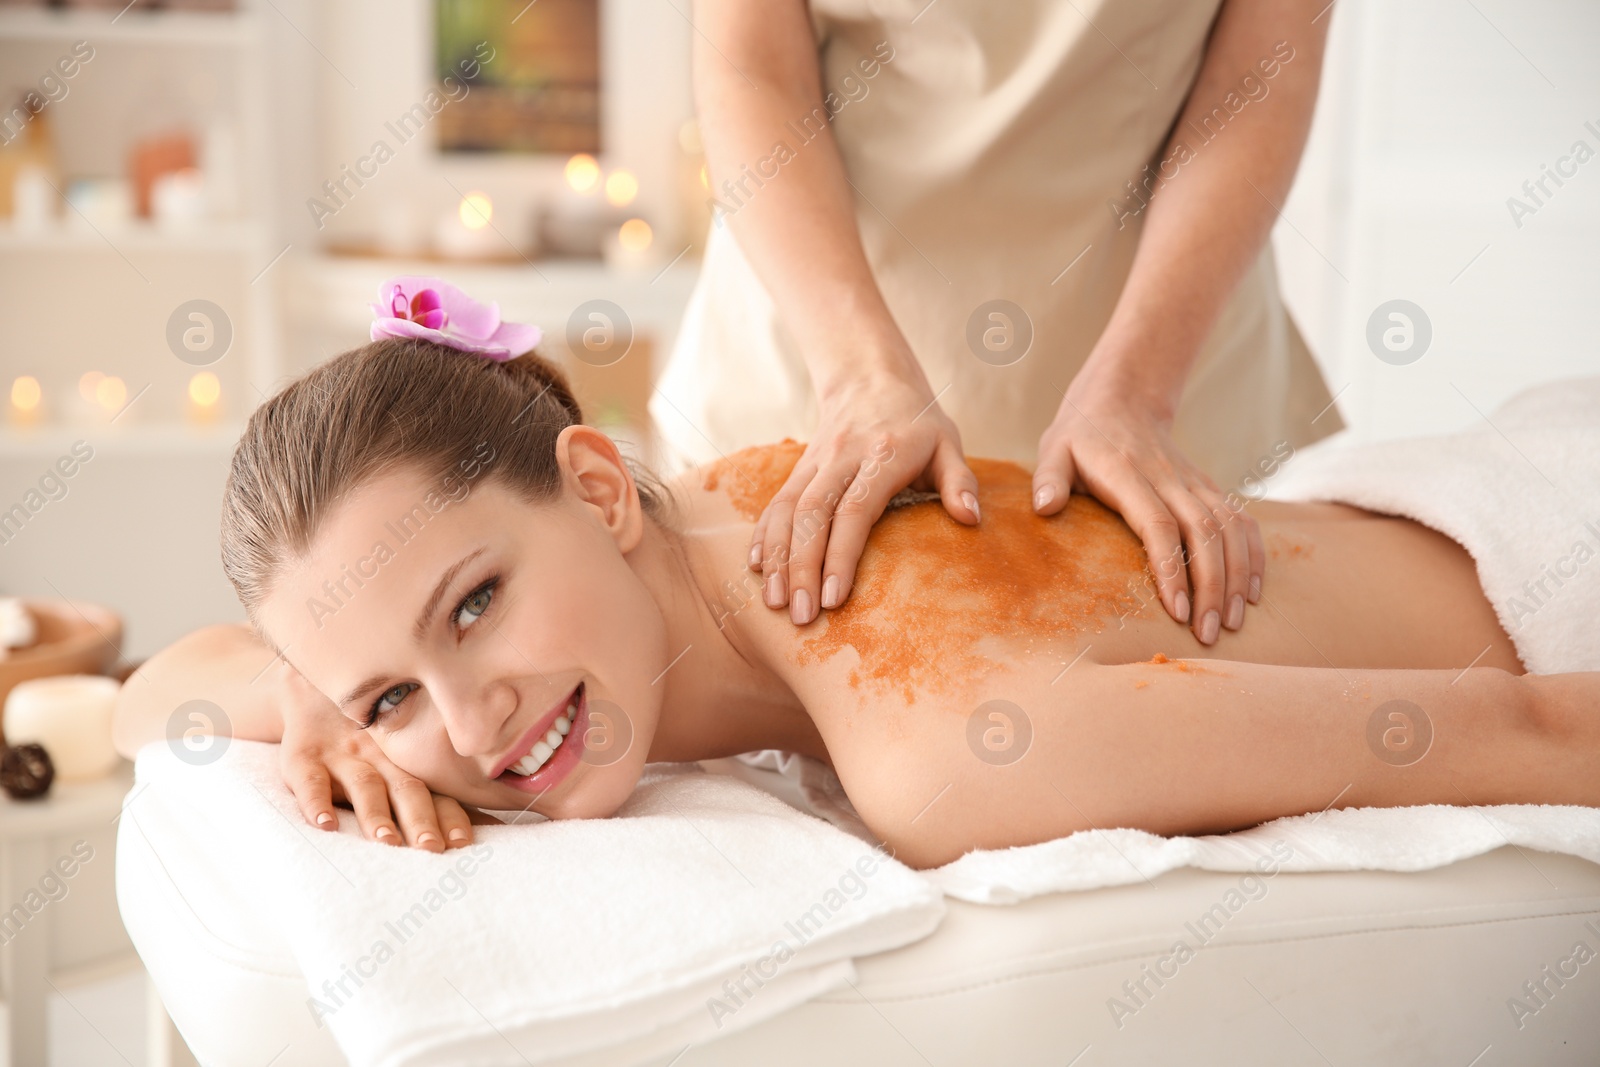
[651,0,1342,490]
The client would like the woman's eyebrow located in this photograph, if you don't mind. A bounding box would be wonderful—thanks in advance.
[412,547,488,641]
[333,546,488,712]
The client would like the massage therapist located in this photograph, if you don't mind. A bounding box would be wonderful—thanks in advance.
[650,0,1343,646]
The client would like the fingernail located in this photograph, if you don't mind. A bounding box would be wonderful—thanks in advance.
[961,490,980,521]
[822,575,840,609]
[448,828,468,844]
[765,571,783,607]
[749,543,761,570]
[1174,590,1190,624]
[791,587,812,625]
[1199,610,1220,645]
[316,812,334,828]
[417,831,439,847]
[1226,595,1244,631]
[1249,574,1261,603]
[1034,485,1055,511]
[376,826,397,843]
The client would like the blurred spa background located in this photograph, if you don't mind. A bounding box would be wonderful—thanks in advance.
[0,0,1595,1062]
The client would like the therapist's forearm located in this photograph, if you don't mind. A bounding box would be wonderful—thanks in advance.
[1086,0,1329,414]
[693,0,923,399]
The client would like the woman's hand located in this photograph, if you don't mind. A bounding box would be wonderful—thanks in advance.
[276,661,490,851]
[751,366,981,624]
[1032,371,1264,646]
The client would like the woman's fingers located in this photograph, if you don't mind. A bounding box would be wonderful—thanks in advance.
[1243,505,1266,603]
[1186,484,1251,637]
[432,794,475,849]
[785,462,864,623]
[281,750,340,831]
[928,437,982,525]
[383,770,449,852]
[818,452,920,613]
[341,764,405,846]
[1080,458,1190,624]
[1031,445,1077,517]
[758,462,814,610]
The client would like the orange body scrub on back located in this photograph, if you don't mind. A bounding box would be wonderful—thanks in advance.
[702,444,1153,703]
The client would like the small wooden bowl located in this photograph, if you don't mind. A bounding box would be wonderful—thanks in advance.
[0,599,124,747]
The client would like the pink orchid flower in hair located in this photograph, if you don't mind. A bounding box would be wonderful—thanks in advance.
[369,275,541,361]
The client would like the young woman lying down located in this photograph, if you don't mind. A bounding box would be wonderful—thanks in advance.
[112,293,1595,871]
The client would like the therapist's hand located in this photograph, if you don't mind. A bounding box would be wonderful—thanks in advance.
[751,368,981,624]
[1032,373,1264,647]
[277,663,488,851]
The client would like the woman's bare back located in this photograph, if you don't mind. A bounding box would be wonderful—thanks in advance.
[672,441,1536,870]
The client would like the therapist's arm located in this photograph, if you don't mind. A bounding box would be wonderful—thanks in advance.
[1033,0,1330,647]
[694,0,980,626]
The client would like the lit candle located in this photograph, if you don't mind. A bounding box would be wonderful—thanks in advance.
[3,675,122,783]
[604,168,638,209]
[604,217,656,272]
[9,376,42,426]
[433,190,502,260]
[187,370,222,424]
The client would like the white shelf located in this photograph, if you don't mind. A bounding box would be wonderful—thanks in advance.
[0,218,268,253]
[0,7,258,46]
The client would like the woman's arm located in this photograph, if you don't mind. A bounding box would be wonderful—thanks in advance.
[112,623,286,756]
[1033,0,1331,646]
[113,623,482,851]
[875,658,1590,869]
[694,0,980,625]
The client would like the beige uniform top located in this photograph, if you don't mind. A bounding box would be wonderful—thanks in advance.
[650,0,1341,489]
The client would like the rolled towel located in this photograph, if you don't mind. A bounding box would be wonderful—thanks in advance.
[120,739,943,1066]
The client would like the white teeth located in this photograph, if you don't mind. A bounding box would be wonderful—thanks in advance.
[505,689,583,777]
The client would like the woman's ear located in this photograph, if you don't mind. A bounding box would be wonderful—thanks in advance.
[555,425,644,552]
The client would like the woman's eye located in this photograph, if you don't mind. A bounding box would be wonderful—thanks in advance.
[453,578,496,629]
[365,682,417,727]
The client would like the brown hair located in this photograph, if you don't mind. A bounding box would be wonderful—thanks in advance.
[220,337,672,620]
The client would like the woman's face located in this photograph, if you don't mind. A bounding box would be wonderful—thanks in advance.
[256,427,669,819]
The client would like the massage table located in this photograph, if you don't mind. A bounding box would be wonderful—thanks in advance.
[116,751,1600,1066]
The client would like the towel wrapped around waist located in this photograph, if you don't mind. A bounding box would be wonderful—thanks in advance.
[1268,375,1600,674]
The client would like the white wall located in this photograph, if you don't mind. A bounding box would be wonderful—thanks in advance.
[1275,0,1600,443]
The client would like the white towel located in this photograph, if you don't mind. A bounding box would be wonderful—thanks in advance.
[123,740,944,1067]
[745,378,1600,903]
[1268,375,1600,674]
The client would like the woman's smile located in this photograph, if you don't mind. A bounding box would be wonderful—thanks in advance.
[494,682,588,796]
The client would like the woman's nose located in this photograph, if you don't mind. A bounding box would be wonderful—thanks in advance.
[431,674,519,759]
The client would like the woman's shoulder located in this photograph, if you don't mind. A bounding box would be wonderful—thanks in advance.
[669,440,808,522]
